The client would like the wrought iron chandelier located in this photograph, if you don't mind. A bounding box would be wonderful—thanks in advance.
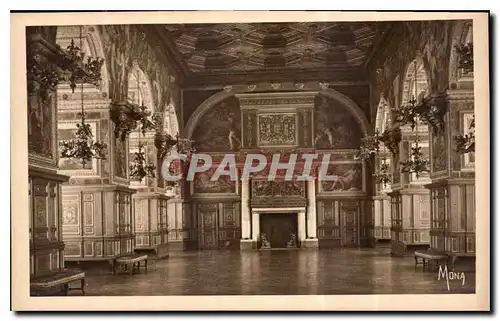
[400,141,429,179]
[59,27,104,93]
[130,143,156,181]
[129,70,157,182]
[399,61,429,179]
[355,130,381,161]
[59,26,107,166]
[373,156,392,187]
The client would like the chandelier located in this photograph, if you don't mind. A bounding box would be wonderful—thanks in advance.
[130,143,156,181]
[373,157,392,187]
[398,61,429,179]
[455,114,475,153]
[400,141,429,179]
[128,70,157,182]
[59,26,107,166]
[59,27,104,93]
[154,131,195,162]
[355,130,381,161]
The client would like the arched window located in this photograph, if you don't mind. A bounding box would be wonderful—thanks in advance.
[401,58,429,106]
[374,95,392,192]
[164,98,179,137]
[127,66,156,187]
[127,65,154,110]
[401,58,431,183]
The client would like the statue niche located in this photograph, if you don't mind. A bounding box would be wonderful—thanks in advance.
[314,95,362,149]
[191,97,241,152]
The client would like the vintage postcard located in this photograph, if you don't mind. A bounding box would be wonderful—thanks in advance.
[11,11,490,311]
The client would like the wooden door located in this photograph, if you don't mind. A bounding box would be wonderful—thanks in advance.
[198,204,218,249]
[341,203,359,247]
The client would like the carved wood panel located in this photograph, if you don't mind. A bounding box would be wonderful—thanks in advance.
[198,203,218,249]
[317,199,360,247]
[257,113,297,146]
[340,202,359,246]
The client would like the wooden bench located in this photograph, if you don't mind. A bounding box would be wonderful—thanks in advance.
[30,269,85,296]
[112,254,148,275]
[414,250,448,271]
[449,252,476,271]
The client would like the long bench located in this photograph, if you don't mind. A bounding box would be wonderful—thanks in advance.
[414,250,448,271]
[112,254,148,275]
[30,269,85,296]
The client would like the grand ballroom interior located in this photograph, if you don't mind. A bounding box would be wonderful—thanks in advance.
[26,19,476,296]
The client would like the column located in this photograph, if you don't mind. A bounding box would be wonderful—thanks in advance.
[240,179,253,250]
[298,210,307,245]
[306,180,317,238]
[304,180,319,248]
[251,212,260,245]
[241,179,251,238]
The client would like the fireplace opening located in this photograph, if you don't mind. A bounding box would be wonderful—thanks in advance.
[259,213,298,248]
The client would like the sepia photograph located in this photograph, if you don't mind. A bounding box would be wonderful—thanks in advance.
[10,10,490,311]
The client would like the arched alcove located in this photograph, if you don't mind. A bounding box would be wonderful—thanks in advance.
[183,87,370,140]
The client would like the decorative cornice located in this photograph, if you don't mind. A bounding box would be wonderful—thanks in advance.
[183,66,367,87]
[235,91,318,110]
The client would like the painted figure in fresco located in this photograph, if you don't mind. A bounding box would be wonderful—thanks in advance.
[228,113,241,151]
[314,95,359,149]
[323,166,361,191]
[195,171,234,193]
[314,96,335,148]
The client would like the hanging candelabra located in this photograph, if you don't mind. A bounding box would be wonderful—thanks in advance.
[154,130,195,187]
[455,114,475,153]
[355,130,381,161]
[399,61,429,179]
[59,27,107,166]
[129,143,156,182]
[129,70,157,182]
[373,157,392,187]
[59,27,105,93]
[400,141,429,179]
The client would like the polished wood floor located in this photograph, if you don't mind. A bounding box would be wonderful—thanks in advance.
[61,247,475,296]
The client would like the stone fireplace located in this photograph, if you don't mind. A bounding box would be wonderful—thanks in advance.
[249,207,307,249]
[259,213,298,248]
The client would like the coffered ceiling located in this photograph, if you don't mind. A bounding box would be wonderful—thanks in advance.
[154,22,393,86]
